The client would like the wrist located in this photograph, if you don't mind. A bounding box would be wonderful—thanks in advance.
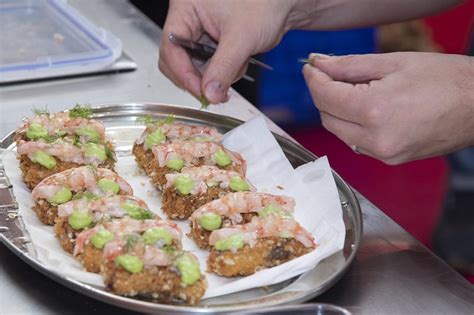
[285,0,320,30]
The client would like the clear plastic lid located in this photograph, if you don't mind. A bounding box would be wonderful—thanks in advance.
[0,0,122,83]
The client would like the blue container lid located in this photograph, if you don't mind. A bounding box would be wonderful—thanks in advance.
[0,0,122,83]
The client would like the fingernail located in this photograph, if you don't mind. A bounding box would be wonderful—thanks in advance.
[204,80,225,103]
[309,53,331,60]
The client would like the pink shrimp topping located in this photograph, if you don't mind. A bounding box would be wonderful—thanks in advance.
[32,166,133,200]
[191,192,295,225]
[135,122,223,145]
[152,140,246,172]
[209,215,316,249]
[165,165,255,195]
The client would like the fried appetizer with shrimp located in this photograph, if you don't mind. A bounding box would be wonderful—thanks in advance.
[73,217,180,273]
[162,165,255,220]
[207,215,316,277]
[133,139,246,191]
[15,106,116,189]
[31,166,133,225]
[189,192,295,249]
[74,217,206,305]
[54,195,155,253]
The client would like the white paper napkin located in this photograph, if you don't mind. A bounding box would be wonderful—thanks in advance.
[1,115,345,299]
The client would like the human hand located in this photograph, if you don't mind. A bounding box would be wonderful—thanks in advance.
[303,52,474,165]
[159,0,294,104]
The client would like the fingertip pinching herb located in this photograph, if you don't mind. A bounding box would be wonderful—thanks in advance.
[198,95,210,109]
[69,104,93,119]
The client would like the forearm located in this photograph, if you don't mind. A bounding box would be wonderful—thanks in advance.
[287,0,464,30]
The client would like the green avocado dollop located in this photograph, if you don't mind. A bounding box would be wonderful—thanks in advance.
[198,212,222,231]
[213,149,231,167]
[26,123,48,140]
[215,234,244,251]
[97,178,120,194]
[176,253,201,285]
[122,202,154,220]
[74,126,100,143]
[166,158,184,171]
[173,175,194,195]
[229,176,250,192]
[30,151,57,169]
[258,204,293,219]
[84,143,107,161]
[68,211,93,230]
[90,229,114,249]
[47,187,72,205]
[144,128,166,150]
[142,227,173,246]
[115,254,143,274]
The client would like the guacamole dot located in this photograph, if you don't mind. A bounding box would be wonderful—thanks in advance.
[229,176,250,192]
[198,212,222,231]
[176,253,201,285]
[258,204,293,219]
[47,187,72,205]
[84,143,107,161]
[90,229,114,249]
[122,202,153,220]
[213,149,231,167]
[30,151,56,169]
[68,211,93,230]
[74,126,100,143]
[97,178,120,194]
[143,227,173,246]
[115,254,143,274]
[215,234,244,251]
[144,128,166,150]
[173,175,194,195]
[166,158,184,171]
[26,123,48,140]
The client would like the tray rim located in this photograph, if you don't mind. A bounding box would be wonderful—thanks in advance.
[0,102,362,314]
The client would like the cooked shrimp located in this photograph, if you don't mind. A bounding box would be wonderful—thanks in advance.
[165,165,255,195]
[152,140,246,172]
[209,215,316,249]
[32,166,133,200]
[191,192,295,225]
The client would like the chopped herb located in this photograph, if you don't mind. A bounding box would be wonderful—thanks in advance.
[72,191,100,201]
[72,135,82,147]
[69,104,93,119]
[105,145,116,161]
[198,95,210,109]
[298,58,312,65]
[32,106,50,117]
[124,234,142,252]
[136,114,175,126]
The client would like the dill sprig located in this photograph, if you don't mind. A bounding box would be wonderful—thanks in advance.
[198,95,210,109]
[69,104,93,119]
[124,234,142,252]
[136,114,175,126]
[32,106,50,117]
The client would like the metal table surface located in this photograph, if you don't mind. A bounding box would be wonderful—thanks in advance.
[0,1,472,314]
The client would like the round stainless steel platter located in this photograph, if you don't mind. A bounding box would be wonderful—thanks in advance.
[0,103,362,314]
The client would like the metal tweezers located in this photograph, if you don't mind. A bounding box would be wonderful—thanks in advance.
[168,33,273,82]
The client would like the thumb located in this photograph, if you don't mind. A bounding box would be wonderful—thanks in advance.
[201,31,254,103]
[311,53,398,83]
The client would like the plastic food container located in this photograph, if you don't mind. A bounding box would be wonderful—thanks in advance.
[0,0,122,83]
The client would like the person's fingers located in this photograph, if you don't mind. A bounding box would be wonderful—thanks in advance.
[201,29,255,103]
[303,64,374,124]
[310,53,400,83]
[319,111,366,147]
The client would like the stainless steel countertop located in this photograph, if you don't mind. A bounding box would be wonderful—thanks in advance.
[1,1,472,314]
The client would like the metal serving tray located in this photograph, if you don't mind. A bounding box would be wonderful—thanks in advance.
[0,103,362,314]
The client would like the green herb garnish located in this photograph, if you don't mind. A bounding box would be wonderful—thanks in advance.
[104,145,116,161]
[69,104,93,119]
[198,95,210,109]
[72,191,100,201]
[136,114,175,126]
[298,58,312,65]
[124,234,142,252]
[32,106,50,117]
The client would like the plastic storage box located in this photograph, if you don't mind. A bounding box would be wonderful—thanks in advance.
[0,0,122,83]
